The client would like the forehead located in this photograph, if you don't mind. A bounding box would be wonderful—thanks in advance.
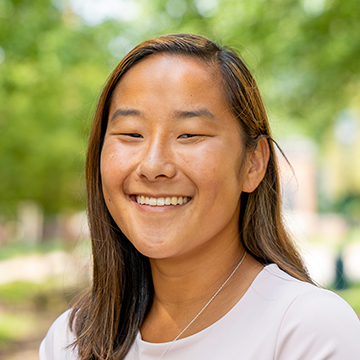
[109,54,227,111]
[116,53,222,92]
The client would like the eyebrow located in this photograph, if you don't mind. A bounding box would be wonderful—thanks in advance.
[110,108,216,122]
[110,109,141,121]
[174,109,215,120]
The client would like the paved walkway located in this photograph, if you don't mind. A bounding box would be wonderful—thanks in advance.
[0,250,90,286]
[3,346,39,360]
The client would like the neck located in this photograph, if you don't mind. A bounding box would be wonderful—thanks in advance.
[150,236,243,306]
[141,239,263,343]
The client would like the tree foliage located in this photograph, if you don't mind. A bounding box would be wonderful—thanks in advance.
[0,0,111,215]
[0,0,359,216]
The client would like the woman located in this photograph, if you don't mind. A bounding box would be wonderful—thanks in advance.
[40,34,360,360]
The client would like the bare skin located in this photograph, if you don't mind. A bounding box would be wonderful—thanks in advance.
[141,249,264,342]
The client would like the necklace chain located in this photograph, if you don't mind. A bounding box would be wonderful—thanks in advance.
[157,250,247,360]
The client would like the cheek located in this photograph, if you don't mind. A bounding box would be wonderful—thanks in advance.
[101,140,128,173]
[100,152,114,192]
[100,144,126,197]
[184,148,241,197]
[100,150,127,224]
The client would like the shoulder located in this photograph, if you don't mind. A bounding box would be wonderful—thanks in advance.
[259,265,360,359]
[39,309,78,360]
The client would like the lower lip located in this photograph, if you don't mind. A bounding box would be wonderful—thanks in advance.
[131,197,191,213]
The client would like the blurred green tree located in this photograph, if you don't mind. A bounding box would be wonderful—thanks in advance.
[0,0,359,217]
[0,0,113,215]
[208,0,360,140]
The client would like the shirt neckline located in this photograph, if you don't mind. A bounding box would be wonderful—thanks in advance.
[137,263,278,350]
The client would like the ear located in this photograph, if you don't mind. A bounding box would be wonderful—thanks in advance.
[242,137,270,193]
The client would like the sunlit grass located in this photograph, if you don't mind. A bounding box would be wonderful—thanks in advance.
[334,283,360,318]
[0,281,43,305]
[0,239,67,261]
[0,312,37,345]
[0,277,86,352]
[0,277,85,311]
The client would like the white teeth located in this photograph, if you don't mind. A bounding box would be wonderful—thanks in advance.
[136,196,190,206]
[157,197,165,206]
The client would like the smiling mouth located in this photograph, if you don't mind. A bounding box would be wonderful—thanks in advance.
[135,195,191,206]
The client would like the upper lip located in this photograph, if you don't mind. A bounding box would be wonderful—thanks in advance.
[130,193,191,198]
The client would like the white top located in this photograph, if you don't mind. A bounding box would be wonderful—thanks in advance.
[40,264,360,360]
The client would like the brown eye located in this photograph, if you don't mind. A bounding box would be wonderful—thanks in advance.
[179,134,197,138]
[122,133,143,138]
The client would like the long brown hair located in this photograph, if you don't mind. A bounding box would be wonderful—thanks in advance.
[70,33,312,360]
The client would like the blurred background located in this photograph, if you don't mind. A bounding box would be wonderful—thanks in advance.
[0,0,359,358]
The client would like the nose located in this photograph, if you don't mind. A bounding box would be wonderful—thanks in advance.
[136,137,176,181]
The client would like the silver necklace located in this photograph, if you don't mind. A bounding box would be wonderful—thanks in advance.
[157,250,247,360]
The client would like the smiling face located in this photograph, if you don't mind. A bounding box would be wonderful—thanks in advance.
[100,54,252,261]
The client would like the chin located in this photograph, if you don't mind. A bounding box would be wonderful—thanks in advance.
[129,236,176,259]
[135,246,176,260]
[125,227,183,256]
